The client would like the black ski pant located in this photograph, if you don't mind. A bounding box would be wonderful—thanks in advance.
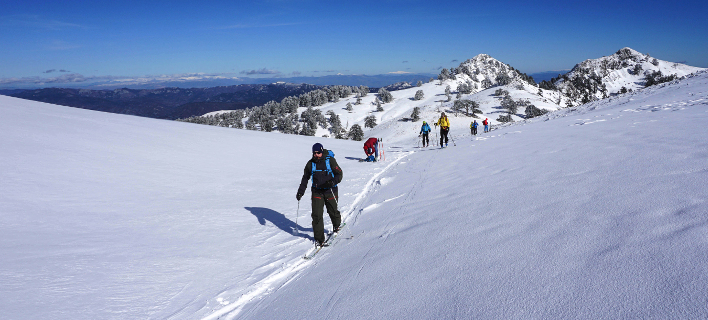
[311,187,341,243]
[471,127,477,135]
[421,133,429,146]
[440,127,449,146]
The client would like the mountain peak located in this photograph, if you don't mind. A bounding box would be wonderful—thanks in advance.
[452,53,535,91]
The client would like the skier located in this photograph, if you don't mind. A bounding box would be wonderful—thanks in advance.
[483,118,489,133]
[296,143,343,247]
[435,112,450,147]
[363,137,378,162]
[419,121,431,147]
[470,120,478,135]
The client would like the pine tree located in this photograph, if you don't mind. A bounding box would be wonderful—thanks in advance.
[245,119,257,130]
[416,80,423,87]
[414,90,424,100]
[377,88,393,103]
[411,106,421,122]
[524,105,549,118]
[232,110,245,129]
[348,124,364,141]
[501,95,518,114]
[497,114,513,123]
[376,99,384,112]
[364,115,377,128]
[438,68,451,81]
[346,102,354,111]
[299,121,317,136]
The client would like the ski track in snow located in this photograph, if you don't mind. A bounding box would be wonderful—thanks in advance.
[201,152,413,320]
[317,152,436,319]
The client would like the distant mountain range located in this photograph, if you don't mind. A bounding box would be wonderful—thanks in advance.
[2,48,702,121]
[3,83,326,120]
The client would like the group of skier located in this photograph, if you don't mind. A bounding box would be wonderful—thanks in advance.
[419,113,491,147]
[295,112,493,249]
[469,117,490,136]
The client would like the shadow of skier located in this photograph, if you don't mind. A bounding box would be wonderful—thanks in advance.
[244,207,313,240]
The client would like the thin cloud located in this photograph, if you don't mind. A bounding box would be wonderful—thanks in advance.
[47,40,81,51]
[292,71,302,75]
[1,14,86,30]
[451,59,459,63]
[240,68,281,75]
[214,22,303,30]
[0,72,240,87]
[43,69,71,74]
[388,71,411,74]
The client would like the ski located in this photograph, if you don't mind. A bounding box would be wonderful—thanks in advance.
[304,222,346,260]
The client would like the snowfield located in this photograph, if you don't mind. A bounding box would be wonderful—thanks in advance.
[1,69,707,319]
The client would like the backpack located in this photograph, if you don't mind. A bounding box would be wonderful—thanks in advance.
[311,150,337,188]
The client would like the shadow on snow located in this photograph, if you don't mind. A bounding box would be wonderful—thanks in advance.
[244,207,313,241]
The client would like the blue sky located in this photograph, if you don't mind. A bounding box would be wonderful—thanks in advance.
[1,0,706,87]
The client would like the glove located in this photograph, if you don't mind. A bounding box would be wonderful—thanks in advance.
[296,193,303,201]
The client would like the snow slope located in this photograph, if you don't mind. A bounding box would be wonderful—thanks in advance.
[235,72,708,319]
[0,96,405,319]
[1,70,707,319]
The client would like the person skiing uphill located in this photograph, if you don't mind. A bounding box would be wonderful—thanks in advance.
[419,121,431,147]
[483,118,489,133]
[470,120,478,135]
[296,143,343,246]
[435,112,450,147]
[363,137,378,162]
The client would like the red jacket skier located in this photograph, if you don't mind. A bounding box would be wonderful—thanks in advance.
[363,137,378,162]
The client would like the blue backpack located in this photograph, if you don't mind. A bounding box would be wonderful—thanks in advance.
[311,150,337,188]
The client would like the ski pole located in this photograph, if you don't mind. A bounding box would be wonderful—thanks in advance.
[329,188,340,232]
[293,200,300,235]
[330,188,338,207]
[450,132,457,146]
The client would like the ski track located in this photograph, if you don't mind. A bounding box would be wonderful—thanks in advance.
[201,151,412,320]
[141,75,708,319]
[319,151,434,318]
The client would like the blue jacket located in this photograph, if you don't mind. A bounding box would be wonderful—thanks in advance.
[420,123,431,134]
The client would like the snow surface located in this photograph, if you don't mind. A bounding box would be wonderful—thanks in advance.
[2,70,708,319]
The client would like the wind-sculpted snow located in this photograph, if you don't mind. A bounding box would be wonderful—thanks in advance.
[1,70,707,319]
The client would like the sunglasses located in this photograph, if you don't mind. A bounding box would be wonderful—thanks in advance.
[313,151,323,155]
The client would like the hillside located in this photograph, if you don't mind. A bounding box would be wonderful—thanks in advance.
[551,48,703,106]
[192,48,704,139]
[1,68,707,319]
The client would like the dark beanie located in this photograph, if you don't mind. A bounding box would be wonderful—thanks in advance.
[312,143,323,153]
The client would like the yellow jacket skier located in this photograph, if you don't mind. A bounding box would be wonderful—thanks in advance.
[435,112,450,147]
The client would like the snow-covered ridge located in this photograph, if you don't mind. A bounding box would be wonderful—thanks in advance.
[188,48,704,144]
[552,47,704,105]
